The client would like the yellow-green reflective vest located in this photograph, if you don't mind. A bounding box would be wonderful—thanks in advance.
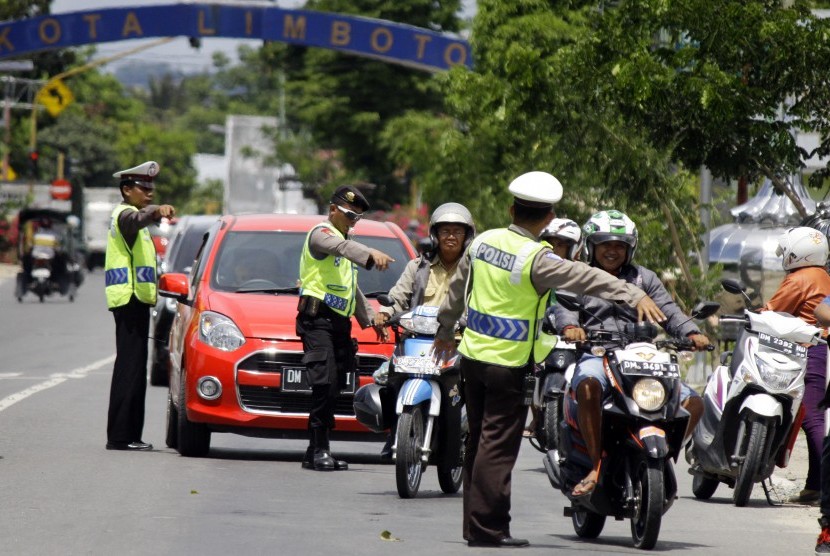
[459,229,552,366]
[104,204,157,308]
[299,222,357,317]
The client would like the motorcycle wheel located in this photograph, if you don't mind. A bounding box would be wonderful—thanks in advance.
[437,431,465,494]
[732,420,768,507]
[572,507,606,539]
[631,458,664,550]
[542,396,561,452]
[691,473,719,500]
[396,406,425,499]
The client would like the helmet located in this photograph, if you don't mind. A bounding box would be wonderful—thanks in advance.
[540,218,583,260]
[583,210,638,266]
[429,202,476,251]
[353,383,388,433]
[776,226,829,271]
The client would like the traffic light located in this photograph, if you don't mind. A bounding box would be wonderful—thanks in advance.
[28,150,39,178]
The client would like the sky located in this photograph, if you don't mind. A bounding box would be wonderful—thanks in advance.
[49,0,477,74]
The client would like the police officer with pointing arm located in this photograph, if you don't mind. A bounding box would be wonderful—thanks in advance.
[432,171,665,548]
[297,185,394,471]
[105,161,175,451]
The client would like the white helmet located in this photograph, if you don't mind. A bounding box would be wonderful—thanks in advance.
[776,226,829,271]
[540,218,583,260]
[583,209,638,266]
[429,202,476,251]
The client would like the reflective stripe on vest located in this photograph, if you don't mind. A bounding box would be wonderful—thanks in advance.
[104,204,158,308]
[299,222,357,317]
[459,229,550,367]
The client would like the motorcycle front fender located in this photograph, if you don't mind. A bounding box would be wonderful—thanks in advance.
[541,371,567,399]
[396,378,441,417]
[637,426,669,459]
[739,393,783,422]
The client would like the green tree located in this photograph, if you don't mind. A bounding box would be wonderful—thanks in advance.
[263,0,462,209]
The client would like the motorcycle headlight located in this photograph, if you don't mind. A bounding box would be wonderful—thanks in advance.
[632,378,667,411]
[199,311,245,351]
[753,354,799,391]
[399,314,440,335]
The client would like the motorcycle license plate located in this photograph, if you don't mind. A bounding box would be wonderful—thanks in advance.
[620,360,680,378]
[758,332,808,359]
[281,367,356,393]
[394,356,441,375]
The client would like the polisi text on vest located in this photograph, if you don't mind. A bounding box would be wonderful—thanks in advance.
[475,243,516,271]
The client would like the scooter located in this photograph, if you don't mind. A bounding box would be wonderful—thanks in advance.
[355,296,466,499]
[543,291,719,550]
[686,278,823,506]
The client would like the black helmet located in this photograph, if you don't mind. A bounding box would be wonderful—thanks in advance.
[353,383,387,433]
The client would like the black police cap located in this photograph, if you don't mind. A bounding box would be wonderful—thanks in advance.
[331,185,369,212]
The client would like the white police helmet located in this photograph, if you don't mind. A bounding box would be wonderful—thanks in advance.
[776,226,829,271]
[540,218,583,260]
[508,171,563,206]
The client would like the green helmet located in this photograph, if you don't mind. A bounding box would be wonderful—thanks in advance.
[582,210,638,265]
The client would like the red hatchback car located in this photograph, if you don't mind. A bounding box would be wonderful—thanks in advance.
[159,214,416,456]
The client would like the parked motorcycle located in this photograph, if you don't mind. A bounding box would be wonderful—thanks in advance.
[353,295,466,499]
[686,278,823,506]
[543,291,719,550]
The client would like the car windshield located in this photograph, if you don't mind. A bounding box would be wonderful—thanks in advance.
[211,230,412,294]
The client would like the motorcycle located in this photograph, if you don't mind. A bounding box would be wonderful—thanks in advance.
[528,337,577,454]
[543,291,719,550]
[686,278,823,506]
[354,296,466,499]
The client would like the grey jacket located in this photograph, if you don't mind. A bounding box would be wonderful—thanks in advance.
[554,263,700,339]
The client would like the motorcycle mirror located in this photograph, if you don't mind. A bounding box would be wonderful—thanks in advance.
[691,301,720,320]
[554,291,581,312]
[376,293,394,307]
[721,278,754,306]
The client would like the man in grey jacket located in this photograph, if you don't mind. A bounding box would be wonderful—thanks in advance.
[557,210,710,497]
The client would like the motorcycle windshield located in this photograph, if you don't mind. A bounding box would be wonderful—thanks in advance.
[747,311,822,344]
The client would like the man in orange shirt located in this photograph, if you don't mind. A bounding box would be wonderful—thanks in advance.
[764,226,830,506]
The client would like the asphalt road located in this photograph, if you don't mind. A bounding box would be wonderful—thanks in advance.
[0,267,820,555]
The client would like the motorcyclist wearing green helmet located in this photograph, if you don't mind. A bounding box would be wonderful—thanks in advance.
[555,209,711,497]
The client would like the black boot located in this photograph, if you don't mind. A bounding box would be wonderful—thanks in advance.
[312,427,348,471]
[301,445,315,469]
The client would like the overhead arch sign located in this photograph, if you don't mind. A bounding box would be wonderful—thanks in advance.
[0,3,472,73]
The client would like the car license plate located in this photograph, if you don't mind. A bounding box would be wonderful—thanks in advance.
[281,367,356,393]
[620,360,680,378]
[758,332,808,359]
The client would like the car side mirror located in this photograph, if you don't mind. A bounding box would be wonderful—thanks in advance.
[158,272,190,304]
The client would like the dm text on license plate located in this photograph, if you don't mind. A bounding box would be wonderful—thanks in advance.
[620,360,680,377]
[758,332,808,358]
[281,367,356,393]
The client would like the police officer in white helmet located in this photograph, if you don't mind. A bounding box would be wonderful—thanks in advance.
[432,171,664,548]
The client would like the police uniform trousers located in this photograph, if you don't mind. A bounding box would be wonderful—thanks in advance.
[460,356,530,543]
[296,306,355,433]
[107,295,151,443]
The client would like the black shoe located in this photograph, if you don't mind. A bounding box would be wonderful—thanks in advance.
[106,441,153,451]
[467,537,530,548]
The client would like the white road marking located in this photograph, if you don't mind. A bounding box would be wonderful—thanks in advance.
[0,373,22,378]
[0,355,115,412]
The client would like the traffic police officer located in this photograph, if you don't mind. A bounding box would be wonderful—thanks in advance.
[105,161,175,451]
[432,171,665,547]
[297,185,394,471]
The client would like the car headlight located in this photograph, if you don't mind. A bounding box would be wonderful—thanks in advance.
[632,378,666,411]
[753,354,799,391]
[199,311,245,351]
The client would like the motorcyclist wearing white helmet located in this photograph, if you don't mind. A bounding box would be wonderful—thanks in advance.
[555,209,711,497]
[763,226,830,507]
[374,202,476,460]
[540,218,583,261]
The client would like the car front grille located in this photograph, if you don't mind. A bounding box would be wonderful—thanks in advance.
[237,350,387,414]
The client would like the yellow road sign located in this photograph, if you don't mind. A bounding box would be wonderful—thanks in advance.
[36,79,74,117]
